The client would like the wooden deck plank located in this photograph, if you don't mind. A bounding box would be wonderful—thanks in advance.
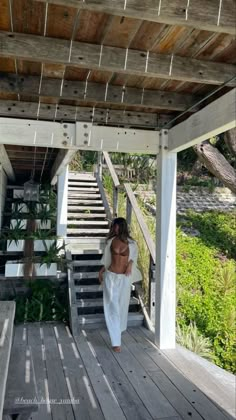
[125,328,203,420]
[74,331,127,420]
[99,329,179,419]
[54,324,105,420]
[131,327,230,420]
[27,323,52,420]
[86,330,154,420]
[162,345,236,417]
[42,324,75,420]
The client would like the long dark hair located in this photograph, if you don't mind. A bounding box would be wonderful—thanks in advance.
[107,217,133,243]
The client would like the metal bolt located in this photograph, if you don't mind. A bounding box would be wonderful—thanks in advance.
[84,140,88,145]
[164,146,168,150]
[84,133,88,137]
[83,124,88,129]
[62,141,68,146]
[63,132,67,137]
[63,124,68,128]
[164,130,168,135]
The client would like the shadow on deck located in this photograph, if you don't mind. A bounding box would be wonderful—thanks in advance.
[9,323,235,420]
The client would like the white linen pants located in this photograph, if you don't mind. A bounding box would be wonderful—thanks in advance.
[103,270,131,346]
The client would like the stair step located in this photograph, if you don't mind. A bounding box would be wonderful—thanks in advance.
[75,285,102,292]
[68,193,101,198]
[68,173,95,180]
[68,187,99,192]
[74,272,99,279]
[68,213,107,219]
[68,199,103,204]
[76,297,138,308]
[72,260,102,266]
[68,228,109,234]
[68,221,108,226]
[68,206,105,211]
[68,182,98,187]
[78,312,144,326]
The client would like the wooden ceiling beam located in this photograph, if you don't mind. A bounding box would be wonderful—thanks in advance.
[1,31,235,86]
[51,149,77,185]
[0,73,200,112]
[34,0,236,35]
[169,88,236,152]
[0,100,171,128]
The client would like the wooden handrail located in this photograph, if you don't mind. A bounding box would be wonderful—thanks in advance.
[124,183,156,263]
[102,152,120,188]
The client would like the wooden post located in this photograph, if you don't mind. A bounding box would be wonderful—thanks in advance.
[113,186,118,218]
[57,165,68,240]
[97,151,103,179]
[155,129,177,349]
[149,255,156,325]
[126,196,132,228]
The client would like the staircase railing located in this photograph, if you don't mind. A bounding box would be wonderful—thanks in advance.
[97,151,156,326]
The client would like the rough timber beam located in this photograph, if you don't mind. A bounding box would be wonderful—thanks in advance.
[1,31,236,86]
[168,88,236,152]
[0,73,200,112]
[0,145,15,181]
[0,118,76,149]
[34,0,236,35]
[0,100,169,128]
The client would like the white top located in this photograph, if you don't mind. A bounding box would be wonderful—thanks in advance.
[100,237,142,283]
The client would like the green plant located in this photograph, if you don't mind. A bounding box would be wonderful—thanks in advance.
[39,240,69,270]
[15,279,68,323]
[31,228,57,240]
[2,219,25,245]
[176,322,214,361]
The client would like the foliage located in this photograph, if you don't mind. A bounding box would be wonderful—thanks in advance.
[110,152,157,182]
[180,211,236,259]
[176,322,214,361]
[15,279,68,323]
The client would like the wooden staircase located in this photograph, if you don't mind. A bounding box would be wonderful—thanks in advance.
[66,171,144,331]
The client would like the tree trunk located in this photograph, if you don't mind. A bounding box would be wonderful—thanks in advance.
[224,128,236,156]
[193,141,236,194]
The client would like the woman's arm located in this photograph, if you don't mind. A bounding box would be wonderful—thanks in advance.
[125,241,138,276]
[99,266,105,284]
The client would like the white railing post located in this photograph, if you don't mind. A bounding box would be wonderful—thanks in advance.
[57,165,68,240]
[155,129,177,349]
[97,151,103,179]
[0,164,7,232]
[126,195,132,228]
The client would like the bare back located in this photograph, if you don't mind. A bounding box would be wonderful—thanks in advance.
[108,237,129,274]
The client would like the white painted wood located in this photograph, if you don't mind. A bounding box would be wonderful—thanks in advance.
[0,145,15,181]
[51,149,77,185]
[7,239,55,252]
[0,118,76,149]
[57,165,68,238]
[76,122,160,154]
[11,219,51,229]
[0,165,7,231]
[5,262,57,277]
[169,89,236,152]
[155,130,177,349]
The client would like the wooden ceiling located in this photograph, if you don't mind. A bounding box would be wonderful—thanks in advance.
[0,0,235,130]
[4,145,58,182]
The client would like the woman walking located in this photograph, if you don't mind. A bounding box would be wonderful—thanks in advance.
[99,217,142,352]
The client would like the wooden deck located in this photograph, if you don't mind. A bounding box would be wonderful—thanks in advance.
[8,323,235,420]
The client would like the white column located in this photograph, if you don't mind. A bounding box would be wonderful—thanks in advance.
[57,165,68,239]
[0,165,7,231]
[155,129,177,349]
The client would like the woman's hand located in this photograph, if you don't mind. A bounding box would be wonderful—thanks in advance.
[99,267,105,284]
[125,260,133,276]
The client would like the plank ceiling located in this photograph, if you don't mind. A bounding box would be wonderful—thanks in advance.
[0,0,235,179]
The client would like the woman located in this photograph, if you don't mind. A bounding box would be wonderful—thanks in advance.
[99,217,142,352]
